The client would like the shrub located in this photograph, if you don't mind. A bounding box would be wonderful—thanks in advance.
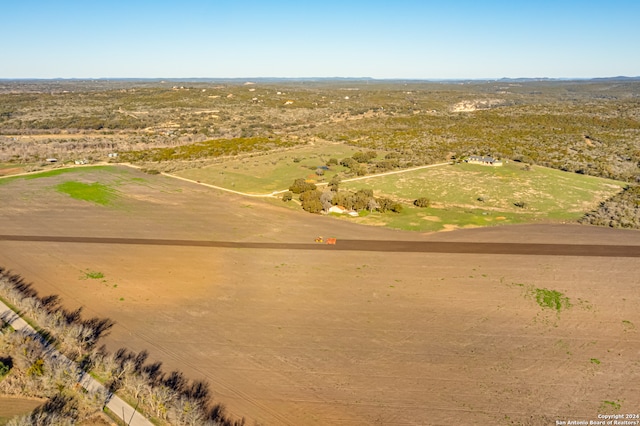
[377,197,403,213]
[328,175,341,191]
[0,358,11,377]
[289,178,317,194]
[352,151,377,163]
[300,190,323,213]
[281,191,293,202]
[332,191,355,210]
[340,157,357,169]
[413,197,431,208]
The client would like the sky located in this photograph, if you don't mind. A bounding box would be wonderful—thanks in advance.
[2,0,639,79]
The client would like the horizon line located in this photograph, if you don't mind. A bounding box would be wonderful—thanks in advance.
[1,76,639,82]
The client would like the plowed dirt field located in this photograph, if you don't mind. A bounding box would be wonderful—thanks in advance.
[1,166,638,425]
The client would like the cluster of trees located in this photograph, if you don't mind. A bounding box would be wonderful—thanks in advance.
[286,177,417,214]
[338,151,405,176]
[579,185,640,229]
[0,268,245,426]
[288,177,318,194]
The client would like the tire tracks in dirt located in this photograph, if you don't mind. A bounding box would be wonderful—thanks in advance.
[133,329,297,425]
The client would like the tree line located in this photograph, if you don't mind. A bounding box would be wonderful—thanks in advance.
[0,267,245,426]
[579,185,640,229]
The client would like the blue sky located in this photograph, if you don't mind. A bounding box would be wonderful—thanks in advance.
[2,0,639,79]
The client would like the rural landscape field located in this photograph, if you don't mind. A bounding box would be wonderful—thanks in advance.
[0,79,639,425]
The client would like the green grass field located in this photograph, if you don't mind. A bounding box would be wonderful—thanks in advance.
[339,162,626,231]
[177,153,625,232]
[174,143,368,193]
[0,160,625,233]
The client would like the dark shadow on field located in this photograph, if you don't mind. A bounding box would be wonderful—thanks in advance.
[1,234,639,257]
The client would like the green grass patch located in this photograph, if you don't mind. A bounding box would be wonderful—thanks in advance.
[56,181,116,205]
[344,162,624,214]
[530,287,572,312]
[82,270,105,280]
[175,143,365,193]
[622,320,635,331]
[600,400,622,411]
[339,162,625,231]
[0,165,112,185]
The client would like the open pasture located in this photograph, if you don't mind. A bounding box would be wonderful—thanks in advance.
[341,162,626,231]
[0,166,639,425]
[174,142,364,194]
[170,143,627,233]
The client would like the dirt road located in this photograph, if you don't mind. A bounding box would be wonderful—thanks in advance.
[163,162,452,196]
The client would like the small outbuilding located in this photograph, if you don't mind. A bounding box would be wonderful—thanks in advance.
[328,205,347,214]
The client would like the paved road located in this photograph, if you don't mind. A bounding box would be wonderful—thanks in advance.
[0,300,154,426]
[1,235,639,257]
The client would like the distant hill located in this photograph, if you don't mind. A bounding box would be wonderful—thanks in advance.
[2,76,639,84]
[497,76,640,83]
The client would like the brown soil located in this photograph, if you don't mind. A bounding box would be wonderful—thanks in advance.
[0,167,23,177]
[0,166,639,425]
[0,396,44,423]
